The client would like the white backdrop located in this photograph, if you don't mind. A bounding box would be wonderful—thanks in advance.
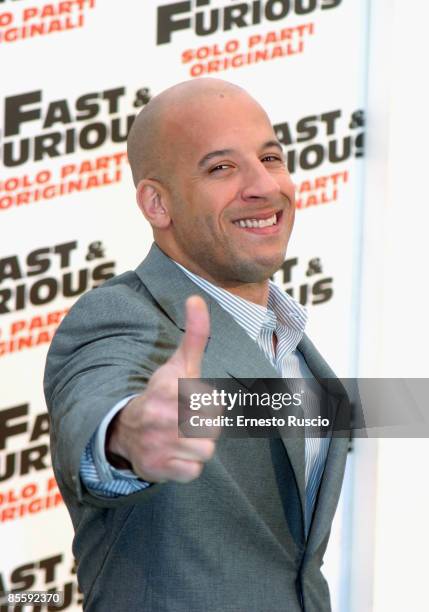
[353,2,429,612]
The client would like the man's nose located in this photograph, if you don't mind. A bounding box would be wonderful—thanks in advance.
[240,162,281,200]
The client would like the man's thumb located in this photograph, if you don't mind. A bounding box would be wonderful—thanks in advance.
[180,296,210,376]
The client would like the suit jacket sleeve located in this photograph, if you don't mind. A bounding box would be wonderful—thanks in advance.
[43,272,180,508]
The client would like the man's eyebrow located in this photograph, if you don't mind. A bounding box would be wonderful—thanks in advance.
[198,149,234,168]
[262,139,284,152]
[197,140,284,169]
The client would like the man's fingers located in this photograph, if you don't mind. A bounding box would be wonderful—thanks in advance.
[130,435,216,484]
[165,458,204,483]
[179,296,210,377]
[173,438,216,462]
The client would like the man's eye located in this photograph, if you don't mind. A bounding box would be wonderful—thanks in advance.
[261,155,284,163]
[209,164,231,173]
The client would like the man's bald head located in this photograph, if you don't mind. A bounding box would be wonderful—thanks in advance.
[130,78,295,291]
[127,79,255,187]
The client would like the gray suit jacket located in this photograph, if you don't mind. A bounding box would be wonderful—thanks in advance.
[44,243,350,612]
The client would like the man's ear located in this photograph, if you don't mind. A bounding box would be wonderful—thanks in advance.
[136,179,171,229]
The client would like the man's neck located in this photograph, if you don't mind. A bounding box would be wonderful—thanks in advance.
[222,280,270,306]
[169,254,270,306]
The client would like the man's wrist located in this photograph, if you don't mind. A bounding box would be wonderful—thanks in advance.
[105,411,133,470]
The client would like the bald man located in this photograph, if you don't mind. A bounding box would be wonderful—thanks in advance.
[44,79,350,612]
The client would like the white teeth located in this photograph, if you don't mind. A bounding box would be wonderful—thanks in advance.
[234,214,277,228]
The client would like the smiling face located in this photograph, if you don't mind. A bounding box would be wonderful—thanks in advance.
[135,83,295,292]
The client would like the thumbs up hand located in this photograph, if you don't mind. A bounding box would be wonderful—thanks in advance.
[171,295,210,377]
[106,296,217,484]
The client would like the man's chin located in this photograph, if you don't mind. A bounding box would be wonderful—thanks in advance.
[230,254,285,283]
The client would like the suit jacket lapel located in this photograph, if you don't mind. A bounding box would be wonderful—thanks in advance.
[297,335,351,550]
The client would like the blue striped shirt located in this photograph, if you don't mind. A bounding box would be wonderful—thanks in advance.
[80,263,330,530]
